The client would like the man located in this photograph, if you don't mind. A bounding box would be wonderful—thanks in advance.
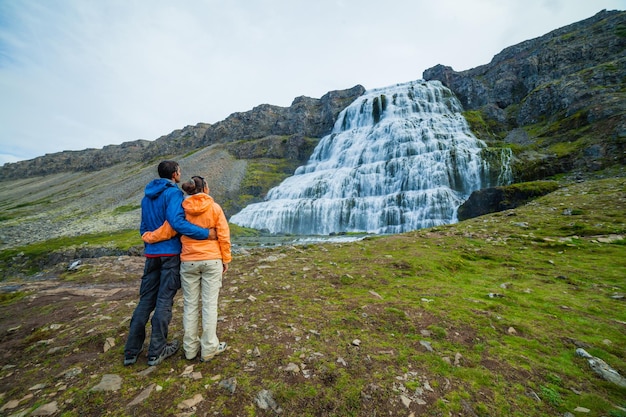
[124,160,216,366]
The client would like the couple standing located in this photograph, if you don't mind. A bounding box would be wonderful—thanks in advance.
[123,160,231,366]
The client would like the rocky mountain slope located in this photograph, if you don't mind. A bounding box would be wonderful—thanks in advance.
[424,9,626,180]
[0,86,364,180]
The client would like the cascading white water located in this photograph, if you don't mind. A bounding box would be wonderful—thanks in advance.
[230,80,510,235]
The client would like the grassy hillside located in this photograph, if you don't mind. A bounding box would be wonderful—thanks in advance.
[0,177,625,416]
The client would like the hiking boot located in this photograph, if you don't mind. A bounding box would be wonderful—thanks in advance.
[147,340,180,366]
[200,342,228,362]
[123,348,143,366]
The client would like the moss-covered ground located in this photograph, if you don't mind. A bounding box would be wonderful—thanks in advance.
[0,177,624,416]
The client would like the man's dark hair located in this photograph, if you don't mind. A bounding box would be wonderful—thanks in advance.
[158,160,180,180]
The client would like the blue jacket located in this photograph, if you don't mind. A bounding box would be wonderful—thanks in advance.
[140,178,209,256]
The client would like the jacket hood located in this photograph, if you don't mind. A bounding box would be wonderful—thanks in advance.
[182,193,213,215]
[145,179,176,199]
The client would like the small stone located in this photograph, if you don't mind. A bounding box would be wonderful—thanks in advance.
[507,327,517,335]
[369,290,382,299]
[178,393,204,410]
[136,366,157,377]
[127,384,155,407]
[352,339,361,346]
[419,340,433,352]
[47,346,68,354]
[573,406,590,413]
[103,337,115,353]
[91,374,122,392]
[0,399,19,411]
[255,389,282,413]
[180,365,195,377]
[219,377,237,394]
[31,401,58,416]
[454,352,463,367]
[62,367,82,379]
[283,363,300,373]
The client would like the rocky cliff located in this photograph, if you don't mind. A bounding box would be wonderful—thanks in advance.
[424,9,626,180]
[0,86,365,180]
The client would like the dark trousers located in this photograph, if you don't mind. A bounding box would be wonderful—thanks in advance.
[124,255,181,357]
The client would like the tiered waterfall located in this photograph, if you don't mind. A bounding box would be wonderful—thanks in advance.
[230,80,511,235]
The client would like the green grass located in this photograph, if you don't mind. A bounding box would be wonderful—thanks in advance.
[0,177,625,416]
[111,204,140,214]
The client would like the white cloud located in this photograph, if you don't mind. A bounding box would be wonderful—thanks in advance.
[0,0,623,162]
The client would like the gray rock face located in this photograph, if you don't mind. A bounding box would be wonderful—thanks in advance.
[457,181,559,221]
[0,85,365,180]
[423,10,625,127]
[424,10,626,178]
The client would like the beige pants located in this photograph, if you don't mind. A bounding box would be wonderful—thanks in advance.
[180,259,223,360]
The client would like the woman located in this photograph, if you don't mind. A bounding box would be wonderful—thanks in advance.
[143,175,231,362]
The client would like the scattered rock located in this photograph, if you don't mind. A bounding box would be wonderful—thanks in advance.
[127,384,155,407]
[68,260,82,271]
[255,389,283,413]
[178,393,204,410]
[219,377,237,394]
[60,367,82,379]
[31,401,58,416]
[576,348,626,388]
[454,353,463,367]
[369,290,382,299]
[103,337,115,352]
[0,399,20,412]
[419,340,433,352]
[91,374,122,392]
[283,363,300,373]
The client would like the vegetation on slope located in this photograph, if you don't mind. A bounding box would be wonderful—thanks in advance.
[0,177,624,416]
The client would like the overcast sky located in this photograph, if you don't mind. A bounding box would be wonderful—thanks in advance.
[0,1,623,165]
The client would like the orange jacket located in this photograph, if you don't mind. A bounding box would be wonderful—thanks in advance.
[142,193,231,263]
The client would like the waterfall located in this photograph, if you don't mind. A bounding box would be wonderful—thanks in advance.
[230,80,510,235]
